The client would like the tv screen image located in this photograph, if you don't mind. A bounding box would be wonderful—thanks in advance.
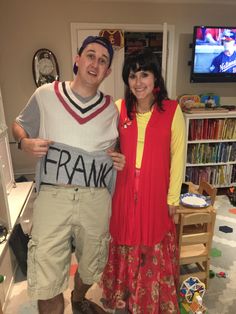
[190,26,236,83]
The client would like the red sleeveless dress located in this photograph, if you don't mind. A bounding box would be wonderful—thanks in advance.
[101,100,180,314]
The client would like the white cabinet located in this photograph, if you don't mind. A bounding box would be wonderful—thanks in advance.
[0,182,35,311]
[183,111,236,187]
[0,87,35,311]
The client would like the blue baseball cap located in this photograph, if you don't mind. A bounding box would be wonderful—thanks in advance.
[73,36,114,74]
[222,29,236,41]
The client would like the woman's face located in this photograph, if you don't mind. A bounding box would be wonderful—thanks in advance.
[128,70,155,102]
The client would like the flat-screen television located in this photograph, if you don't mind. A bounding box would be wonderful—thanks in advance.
[190,26,236,83]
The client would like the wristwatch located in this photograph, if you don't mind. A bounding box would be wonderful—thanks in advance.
[17,137,26,150]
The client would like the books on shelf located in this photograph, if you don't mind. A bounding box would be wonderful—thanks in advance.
[185,164,236,186]
[184,112,236,187]
[188,118,236,141]
[187,142,236,164]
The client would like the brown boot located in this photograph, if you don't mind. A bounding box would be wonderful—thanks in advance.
[71,291,93,314]
[87,299,108,314]
[71,291,107,314]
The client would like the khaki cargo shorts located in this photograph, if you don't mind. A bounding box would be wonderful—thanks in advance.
[27,185,111,300]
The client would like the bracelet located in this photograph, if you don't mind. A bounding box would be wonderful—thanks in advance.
[17,137,26,150]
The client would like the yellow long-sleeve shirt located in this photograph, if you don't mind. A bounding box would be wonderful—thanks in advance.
[116,100,186,206]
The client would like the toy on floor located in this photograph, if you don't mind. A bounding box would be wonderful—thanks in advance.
[228,187,236,206]
[219,225,233,233]
[0,274,4,283]
[209,269,215,278]
[210,247,222,257]
[180,276,207,314]
[216,271,227,278]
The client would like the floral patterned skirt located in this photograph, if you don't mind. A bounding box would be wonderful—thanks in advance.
[100,230,180,314]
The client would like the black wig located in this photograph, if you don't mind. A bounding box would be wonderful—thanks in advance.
[122,48,169,119]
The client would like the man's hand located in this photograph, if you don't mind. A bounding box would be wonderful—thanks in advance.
[21,138,54,158]
[107,149,125,171]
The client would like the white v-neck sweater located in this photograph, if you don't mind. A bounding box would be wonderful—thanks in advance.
[17,81,118,152]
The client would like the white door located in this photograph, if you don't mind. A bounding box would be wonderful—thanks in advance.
[71,23,174,100]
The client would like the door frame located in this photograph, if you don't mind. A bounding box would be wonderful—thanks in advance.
[71,22,175,98]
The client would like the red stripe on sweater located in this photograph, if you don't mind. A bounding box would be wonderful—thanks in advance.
[54,81,110,124]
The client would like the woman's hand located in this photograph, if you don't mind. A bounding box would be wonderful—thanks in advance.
[107,149,125,171]
[168,204,178,217]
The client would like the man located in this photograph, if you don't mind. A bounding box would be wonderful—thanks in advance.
[210,29,236,73]
[12,36,125,314]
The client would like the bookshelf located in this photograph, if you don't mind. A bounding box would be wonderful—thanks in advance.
[183,111,236,188]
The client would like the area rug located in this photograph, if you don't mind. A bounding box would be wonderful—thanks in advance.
[4,195,236,314]
[204,195,236,314]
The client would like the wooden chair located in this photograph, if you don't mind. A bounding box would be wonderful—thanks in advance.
[198,180,217,205]
[180,181,217,235]
[178,211,216,289]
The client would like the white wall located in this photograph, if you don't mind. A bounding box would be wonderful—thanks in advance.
[0,0,236,175]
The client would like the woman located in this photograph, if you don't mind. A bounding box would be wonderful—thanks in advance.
[101,49,185,313]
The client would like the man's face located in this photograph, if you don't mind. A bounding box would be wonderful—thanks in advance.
[75,43,111,88]
[223,39,235,56]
